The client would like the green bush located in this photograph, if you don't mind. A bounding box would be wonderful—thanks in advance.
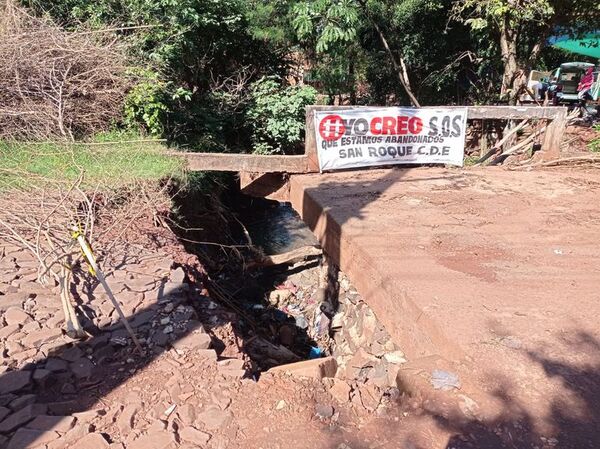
[589,125,600,153]
[246,77,317,155]
[124,72,170,136]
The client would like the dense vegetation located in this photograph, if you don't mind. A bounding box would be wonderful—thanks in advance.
[7,0,600,153]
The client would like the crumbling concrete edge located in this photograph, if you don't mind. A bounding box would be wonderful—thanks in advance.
[288,175,465,364]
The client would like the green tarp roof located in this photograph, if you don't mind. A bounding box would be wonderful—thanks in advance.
[550,34,600,59]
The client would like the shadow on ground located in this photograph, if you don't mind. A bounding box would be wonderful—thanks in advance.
[290,167,600,449]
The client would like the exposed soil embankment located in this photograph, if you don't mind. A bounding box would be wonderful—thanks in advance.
[0,179,414,449]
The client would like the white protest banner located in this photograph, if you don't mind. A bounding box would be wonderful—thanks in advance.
[315,107,467,171]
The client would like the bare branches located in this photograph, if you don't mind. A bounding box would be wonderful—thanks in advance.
[209,66,256,111]
[0,172,88,337]
[0,143,179,344]
[0,2,133,140]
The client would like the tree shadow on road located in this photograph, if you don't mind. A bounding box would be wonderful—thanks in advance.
[289,167,600,449]
[0,247,256,449]
[409,331,600,449]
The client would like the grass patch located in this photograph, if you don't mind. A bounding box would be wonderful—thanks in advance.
[0,139,186,191]
[463,155,480,166]
[589,125,600,153]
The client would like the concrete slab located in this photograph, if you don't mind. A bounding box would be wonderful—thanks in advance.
[289,167,600,442]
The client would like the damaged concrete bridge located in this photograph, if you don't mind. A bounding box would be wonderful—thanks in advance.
[180,105,600,444]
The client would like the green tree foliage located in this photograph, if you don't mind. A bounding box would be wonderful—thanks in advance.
[123,71,170,136]
[279,0,482,105]
[246,77,317,154]
[25,0,287,148]
[21,0,598,152]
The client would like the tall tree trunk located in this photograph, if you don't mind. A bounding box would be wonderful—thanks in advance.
[499,18,523,105]
[356,0,421,107]
[349,58,357,105]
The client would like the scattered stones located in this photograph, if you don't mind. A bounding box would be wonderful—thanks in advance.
[177,404,196,426]
[355,384,381,412]
[216,358,245,379]
[4,307,31,326]
[209,392,231,411]
[383,350,407,365]
[6,427,59,449]
[0,408,10,422]
[171,332,211,352]
[46,400,78,416]
[217,358,244,371]
[59,423,91,445]
[0,371,31,395]
[329,380,352,403]
[128,431,174,449]
[11,348,38,366]
[75,432,110,448]
[152,331,169,347]
[170,267,186,285]
[0,403,47,433]
[26,415,76,433]
[196,407,231,430]
[20,321,40,334]
[70,357,95,379]
[196,349,218,361]
[4,341,24,357]
[129,311,156,329]
[45,358,69,373]
[44,315,64,330]
[9,394,36,411]
[72,408,104,424]
[117,404,140,435]
[59,346,84,363]
[315,403,335,419]
[21,328,62,348]
[269,357,337,379]
[179,426,210,445]
[0,226,411,448]
[0,395,18,408]
[32,369,52,387]
[0,294,25,313]
[0,324,20,340]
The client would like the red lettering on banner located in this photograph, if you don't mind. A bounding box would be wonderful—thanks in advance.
[381,117,395,135]
[397,116,408,134]
[319,115,346,141]
[409,117,423,134]
[370,117,382,134]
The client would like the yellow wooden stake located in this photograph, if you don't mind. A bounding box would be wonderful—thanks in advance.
[71,225,143,354]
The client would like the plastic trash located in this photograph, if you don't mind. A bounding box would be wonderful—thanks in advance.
[295,315,309,330]
[431,369,461,391]
[308,346,323,359]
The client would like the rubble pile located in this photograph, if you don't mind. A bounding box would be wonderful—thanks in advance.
[254,262,407,416]
[328,273,406,414]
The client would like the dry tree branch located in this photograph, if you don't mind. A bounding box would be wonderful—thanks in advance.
[0,2,134,140]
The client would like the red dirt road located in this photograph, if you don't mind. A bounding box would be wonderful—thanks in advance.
[289,166,600,448]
